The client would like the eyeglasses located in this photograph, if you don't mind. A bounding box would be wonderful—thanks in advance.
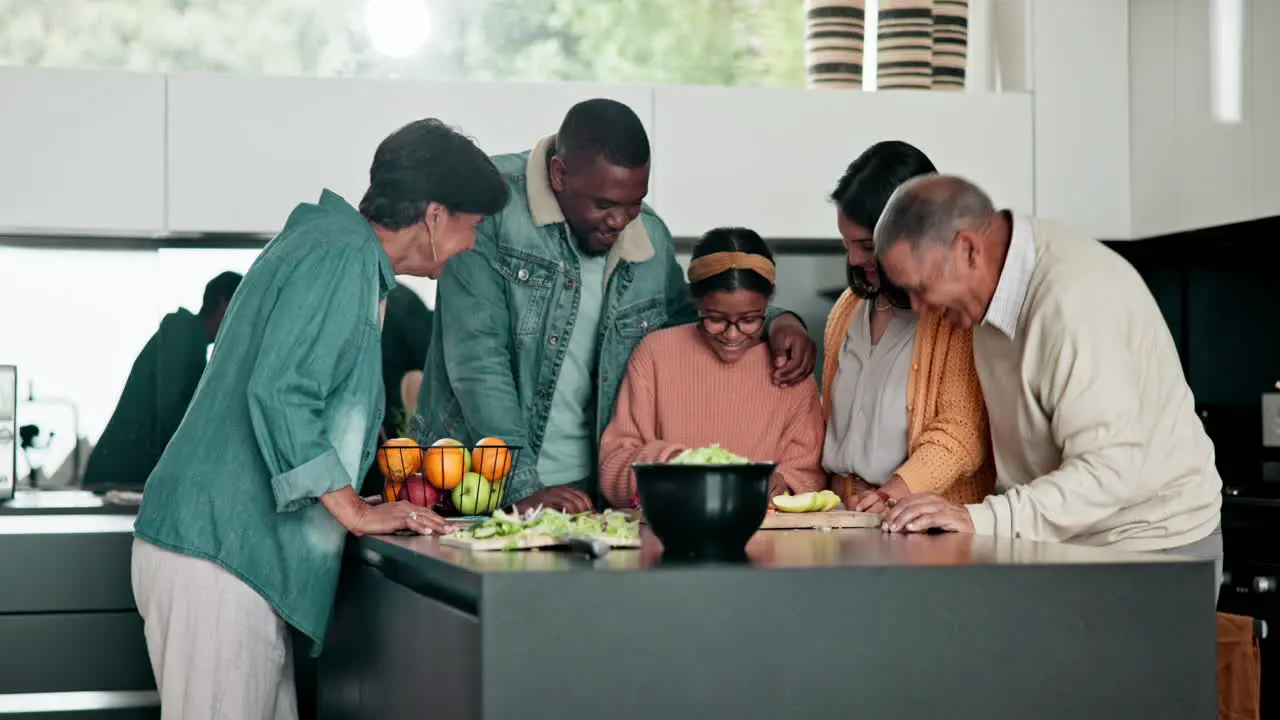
[699,315,766,336]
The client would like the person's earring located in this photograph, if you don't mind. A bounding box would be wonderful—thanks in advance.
[427,213,440,262]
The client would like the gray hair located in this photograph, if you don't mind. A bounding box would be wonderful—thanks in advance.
[872,174,996,256]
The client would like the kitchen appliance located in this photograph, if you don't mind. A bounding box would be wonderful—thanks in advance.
[632,461,774,561]
[1205,397,1280,718]
[1262,392,1280,483]
[0,365,15,501]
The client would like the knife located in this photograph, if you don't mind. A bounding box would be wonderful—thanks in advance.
[561,534,611,559]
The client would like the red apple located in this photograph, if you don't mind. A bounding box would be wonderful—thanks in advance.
[404,473,440,508]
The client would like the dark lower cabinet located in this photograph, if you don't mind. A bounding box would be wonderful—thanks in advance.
[0,515,158,719]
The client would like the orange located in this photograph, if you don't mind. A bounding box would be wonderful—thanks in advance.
[424,438,470,490]
[472,436,512,482]
[376,437,421,482]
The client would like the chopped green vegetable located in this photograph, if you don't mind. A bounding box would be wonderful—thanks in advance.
[454,507,640,548]
[668,444,751,465]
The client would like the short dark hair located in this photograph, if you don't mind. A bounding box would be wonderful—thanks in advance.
[689,227,776,299]
[359,119,509,230]
[831,141,938,231]
[556,99,650,169]
[200,271,242,317]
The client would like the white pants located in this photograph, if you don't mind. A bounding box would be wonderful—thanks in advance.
[131,539,298,720]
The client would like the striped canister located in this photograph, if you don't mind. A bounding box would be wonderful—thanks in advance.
[932,0,970,90]
[804,0,867,88]
[877,0,935,90]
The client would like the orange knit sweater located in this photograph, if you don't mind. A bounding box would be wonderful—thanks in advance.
[599,324,827,509]
[821,290,995,505]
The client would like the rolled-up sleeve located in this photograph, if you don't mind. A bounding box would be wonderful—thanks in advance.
[246,247,370,512]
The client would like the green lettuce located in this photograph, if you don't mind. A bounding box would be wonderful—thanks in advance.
[668,444,751,465]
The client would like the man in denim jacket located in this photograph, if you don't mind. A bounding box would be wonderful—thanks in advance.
[411,99,816,511]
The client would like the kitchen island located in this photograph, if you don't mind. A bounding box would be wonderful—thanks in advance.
[319,528,1215,720]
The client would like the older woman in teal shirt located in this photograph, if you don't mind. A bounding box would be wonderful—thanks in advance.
[131,119,509,720]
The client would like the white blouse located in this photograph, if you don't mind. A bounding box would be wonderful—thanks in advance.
[822,301,917,485]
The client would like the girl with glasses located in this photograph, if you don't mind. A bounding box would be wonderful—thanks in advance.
[598,227,826,509]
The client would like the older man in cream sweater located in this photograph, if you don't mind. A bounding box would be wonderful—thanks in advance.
[872,174,1223,588]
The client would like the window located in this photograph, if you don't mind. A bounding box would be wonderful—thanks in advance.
[0,0,808,87]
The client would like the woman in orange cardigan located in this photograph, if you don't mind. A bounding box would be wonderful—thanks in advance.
[822,141,994,514]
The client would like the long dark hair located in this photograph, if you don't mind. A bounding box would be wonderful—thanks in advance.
[830,141,937,308]
[689,227,776,299]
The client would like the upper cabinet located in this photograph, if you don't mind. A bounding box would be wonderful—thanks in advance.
[1036,0,1274,240]
[165,75,653,235]
[650,86,1035,241]
[9,9,1275,244]
[1132,0,1255,235]
[1252,0,1280,220]
[0,68,165,235]
[1030,0,1135,239]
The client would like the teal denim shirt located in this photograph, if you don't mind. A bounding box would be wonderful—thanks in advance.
[411,136,790,504]
[133,190,394,654]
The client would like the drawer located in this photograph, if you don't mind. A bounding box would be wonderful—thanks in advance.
[0,525,135,613]
[0,613,154,694]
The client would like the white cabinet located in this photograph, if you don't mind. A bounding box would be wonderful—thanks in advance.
[1169,0,1254,232]
[165,74,654,235]
[1127,0,1181,238]
[650,86,1034,242]
[1035,0,1269,240]
[1252,0,1280,220]
[1031,0,1134,239]
[0,68,165,235]
[1129,0,1255,236]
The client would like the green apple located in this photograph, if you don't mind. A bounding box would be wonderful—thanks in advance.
[818,490,840,511]
[771,493,813,513]
[451,471,496,515]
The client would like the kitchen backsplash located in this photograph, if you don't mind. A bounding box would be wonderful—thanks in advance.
[1106,217,1280,409]
[0,241,844,484]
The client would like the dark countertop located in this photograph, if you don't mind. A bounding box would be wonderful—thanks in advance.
[354,525,1197,614]
[335,527,1215,719]
[0,512,135,536]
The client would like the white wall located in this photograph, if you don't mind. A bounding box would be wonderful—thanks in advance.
[0,242,441,484]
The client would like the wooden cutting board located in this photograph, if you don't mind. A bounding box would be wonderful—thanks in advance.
[439,532,642,552]
[759,510,881,530]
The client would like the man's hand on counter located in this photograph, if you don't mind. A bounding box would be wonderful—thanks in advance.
[321,486,451,536]
[511,486,594,514]
[879,492,975,534]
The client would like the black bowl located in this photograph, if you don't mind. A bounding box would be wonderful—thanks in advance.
[632,461,775,561]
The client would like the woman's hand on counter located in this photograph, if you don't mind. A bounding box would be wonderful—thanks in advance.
[852,490,890,515]
[321,486,451,536]
[353,501,452,536]
[851,474,910,514]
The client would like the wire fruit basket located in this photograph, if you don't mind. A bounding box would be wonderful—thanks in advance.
[375,438,521,518]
